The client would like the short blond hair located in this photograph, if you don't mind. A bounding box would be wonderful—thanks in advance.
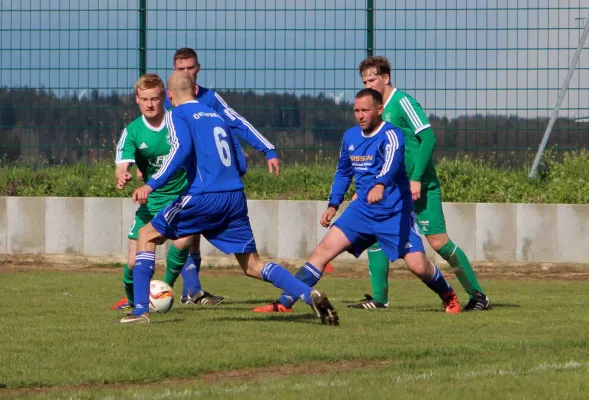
[134,74,164,95]
[359,56,392,77]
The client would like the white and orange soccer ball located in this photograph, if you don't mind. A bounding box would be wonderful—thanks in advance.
[149,280,174,313]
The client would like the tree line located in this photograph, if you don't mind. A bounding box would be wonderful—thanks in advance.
[1,87,587,166]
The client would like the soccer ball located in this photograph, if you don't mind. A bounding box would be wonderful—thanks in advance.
[149,280,174,313]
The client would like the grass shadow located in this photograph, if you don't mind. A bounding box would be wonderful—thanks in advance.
[215,314,318,324]
[225,299,277,305]
[487,302,521,308]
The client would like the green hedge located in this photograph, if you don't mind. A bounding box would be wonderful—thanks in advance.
[1,151,589,203]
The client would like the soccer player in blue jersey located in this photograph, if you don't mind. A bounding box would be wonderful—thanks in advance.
[120,72,339,325]
[170,47,281,302]
[167,47,279,174]
[112,48,283,309]
[253,88,461,314]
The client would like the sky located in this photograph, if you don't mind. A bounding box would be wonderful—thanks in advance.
[1,0,588,119]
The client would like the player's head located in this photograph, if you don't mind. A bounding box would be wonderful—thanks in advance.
[354,88,384,133]
[358,56,392,95]
[135,74,165,119]
[167,71,196,107]
[173,48,201,82]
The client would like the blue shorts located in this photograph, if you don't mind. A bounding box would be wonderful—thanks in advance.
[151,190,257,254]
[333,202,424,261]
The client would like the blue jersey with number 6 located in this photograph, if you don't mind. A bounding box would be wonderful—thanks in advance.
[146,100,247,195]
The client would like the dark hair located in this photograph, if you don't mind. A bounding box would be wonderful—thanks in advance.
[358,56,391,77]
[173,48,198,63]
[355,88,383,106]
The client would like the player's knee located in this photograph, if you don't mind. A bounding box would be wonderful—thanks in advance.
[309,245,331,265]
[172,236,191,250]
[404,252,430,278]
[427,234,449,252]
[138,224,165,245]
[234,252,263,279]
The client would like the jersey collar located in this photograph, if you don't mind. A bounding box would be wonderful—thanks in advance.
[361,121,386,138]
[383,87,397,109]
[141,115,166,132]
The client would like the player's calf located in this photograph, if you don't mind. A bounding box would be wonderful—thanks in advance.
[237,253,339,325]
[404,251,461,312]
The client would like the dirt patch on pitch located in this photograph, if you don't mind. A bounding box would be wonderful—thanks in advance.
[0,359,390,397]
[201,359,391,383]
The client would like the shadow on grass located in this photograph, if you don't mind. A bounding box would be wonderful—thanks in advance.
[215,313,318,324]
[150,318,186,324]
[225,299,278,305]
[486,302,521,308]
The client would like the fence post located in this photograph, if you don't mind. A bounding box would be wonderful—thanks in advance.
[528,15,589,178]
[139,0,147,77]
[366,0,374,57]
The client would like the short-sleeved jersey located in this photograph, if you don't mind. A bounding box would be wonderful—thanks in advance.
[115,115,188,197]
[383,88,439,188]
[146,101,247,195]
[328,121,411,215]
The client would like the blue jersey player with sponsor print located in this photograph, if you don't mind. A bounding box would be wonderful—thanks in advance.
[169,47,281,303]
[120,72,339,325]
[253,88,461,314]
[124,47,281,307]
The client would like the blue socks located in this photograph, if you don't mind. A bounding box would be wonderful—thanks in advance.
[260,262,313,305]
[278,262,322,308]
[422,263,453,299]
[181,252,202,298]
[133,251,156,316]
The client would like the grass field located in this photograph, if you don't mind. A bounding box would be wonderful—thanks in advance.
[2,264,589,399]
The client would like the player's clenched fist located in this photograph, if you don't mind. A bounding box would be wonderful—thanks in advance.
[320,206,338,228]
[116,172,133,190]
[367,184,385,204]
[132,185,154,204]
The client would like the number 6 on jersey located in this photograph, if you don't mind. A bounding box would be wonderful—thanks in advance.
[214,127,232,167]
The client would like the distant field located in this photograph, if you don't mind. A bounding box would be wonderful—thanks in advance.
[2,264,589,399]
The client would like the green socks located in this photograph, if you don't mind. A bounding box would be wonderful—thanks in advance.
[437,240,483,297]
[123,263,134,306]
[163,245,189,287]
[123,245,190,306]
[367,243,390,304]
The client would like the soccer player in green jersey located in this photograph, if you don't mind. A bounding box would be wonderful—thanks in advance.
[113,74,224,310]
[348,56,491,311]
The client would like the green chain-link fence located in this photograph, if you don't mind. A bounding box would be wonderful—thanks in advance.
[1,1,588,165]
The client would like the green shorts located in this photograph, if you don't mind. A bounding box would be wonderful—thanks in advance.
[413,185,447,236]
[127,194,178,240]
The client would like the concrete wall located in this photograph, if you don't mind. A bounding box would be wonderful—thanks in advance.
[2,197,588,263]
